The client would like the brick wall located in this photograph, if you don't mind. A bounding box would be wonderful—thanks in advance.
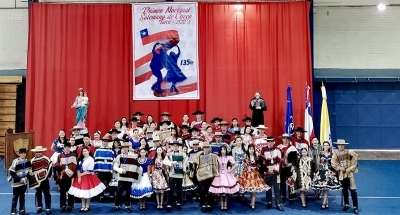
[0,8,28,70]
[314,6,400,69]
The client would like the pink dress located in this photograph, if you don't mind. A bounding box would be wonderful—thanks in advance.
[209,156,240,195]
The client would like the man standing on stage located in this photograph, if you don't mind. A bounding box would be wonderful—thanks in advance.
[249,91,267,127]
[111,141,142,213]
[54,142,77,213]
[30,146,53,215]
[260,136,284,212]
[331,139,359,215]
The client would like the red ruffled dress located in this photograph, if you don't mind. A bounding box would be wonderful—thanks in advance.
[68,156,106,198]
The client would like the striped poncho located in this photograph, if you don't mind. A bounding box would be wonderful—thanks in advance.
[54,152,77,182]
[113,153,142,183]
[94,147,115,173]
[9,157,33,187]
[29,155,53,189]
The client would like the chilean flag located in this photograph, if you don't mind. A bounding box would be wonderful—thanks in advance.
[304,86,315,142]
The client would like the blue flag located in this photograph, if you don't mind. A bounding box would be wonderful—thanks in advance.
[285,85,294,136]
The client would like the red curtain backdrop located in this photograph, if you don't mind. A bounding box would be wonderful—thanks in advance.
[26,2,311,154]
[26,3,132,155]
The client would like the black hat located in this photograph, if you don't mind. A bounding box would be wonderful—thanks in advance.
[293,127,307,133]
[222,133,233,140]
[83,133,91,138]
[132,111,145,116]
[210,117,223,123]
[180,124,190,129]
[188,127,200,133]
[234,130,241,135]
[160,120,171,126]
[160,112,172,117]
[130,117,138,122]
[64,142,72,147]
[192,110,205,115]
[100,138,111,142]
[242,117,252,122]
[19,148,27,153]
[265,136,275,141]
[122,134,130,142]
[112,138,121,142]
[170,140,182,146]
[107,128,121,134]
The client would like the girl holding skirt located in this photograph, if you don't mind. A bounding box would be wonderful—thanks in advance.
[311,141,341,209]
[68,147,106,212]
[151,147,170,209]
[131,148,153,210]
[237,145,270,210]
[209,145,240,211]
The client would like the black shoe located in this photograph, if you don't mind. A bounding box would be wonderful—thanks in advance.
[110,207,119,212]
[353,208,359,214]
[45,210,51,215]
[125,208,131,213]
[19,210,28,215]
[79,208,85,213]
[289,199,294,205]
[176,204,182,210]
[60,207,66,213]
[207,206,212,213]
[37,208,43,214]
[201,207,206,213]
[66,207,72,213]
[166,206,172,213]
[266,203,272,209]
[277,205,284,211]
[343,205,350,211]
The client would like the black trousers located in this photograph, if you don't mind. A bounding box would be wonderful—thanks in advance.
[59,179,74,208]
[36,179,51,209]
[198,178,214,206]
[97,172,112,197]
[265,175,282,205]
[115,181,132,207]
[190,175,199,198]
[341,178,359,208]
[280,167,289,198]
[167,177,183,205]
[280,167,296,199]
[11,185,27,212]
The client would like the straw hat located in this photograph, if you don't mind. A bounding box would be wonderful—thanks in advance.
[69,125,83,131]
[31,146,47,152]
[256,125,268,130]
[333,139,349,145]
[202,142,210,148]
[121,142,131,147]
[279,133,292,139]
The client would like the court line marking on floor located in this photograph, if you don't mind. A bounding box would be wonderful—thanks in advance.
[0,193,399,199]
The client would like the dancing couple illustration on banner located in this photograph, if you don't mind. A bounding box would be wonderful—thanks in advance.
[133,3,199,100]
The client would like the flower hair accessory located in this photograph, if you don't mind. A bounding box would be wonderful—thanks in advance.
[78,88,84,91]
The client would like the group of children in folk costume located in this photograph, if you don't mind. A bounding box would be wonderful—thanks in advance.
[7,117,359,215]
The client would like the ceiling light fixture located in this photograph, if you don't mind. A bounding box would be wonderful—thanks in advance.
[377,3,386,11]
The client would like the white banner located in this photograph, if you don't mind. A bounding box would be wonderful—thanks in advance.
[133,3,199,100]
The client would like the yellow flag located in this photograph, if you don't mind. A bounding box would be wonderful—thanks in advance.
[320,83,331,144]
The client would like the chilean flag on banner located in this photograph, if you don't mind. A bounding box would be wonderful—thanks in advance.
[304,85,314,142]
